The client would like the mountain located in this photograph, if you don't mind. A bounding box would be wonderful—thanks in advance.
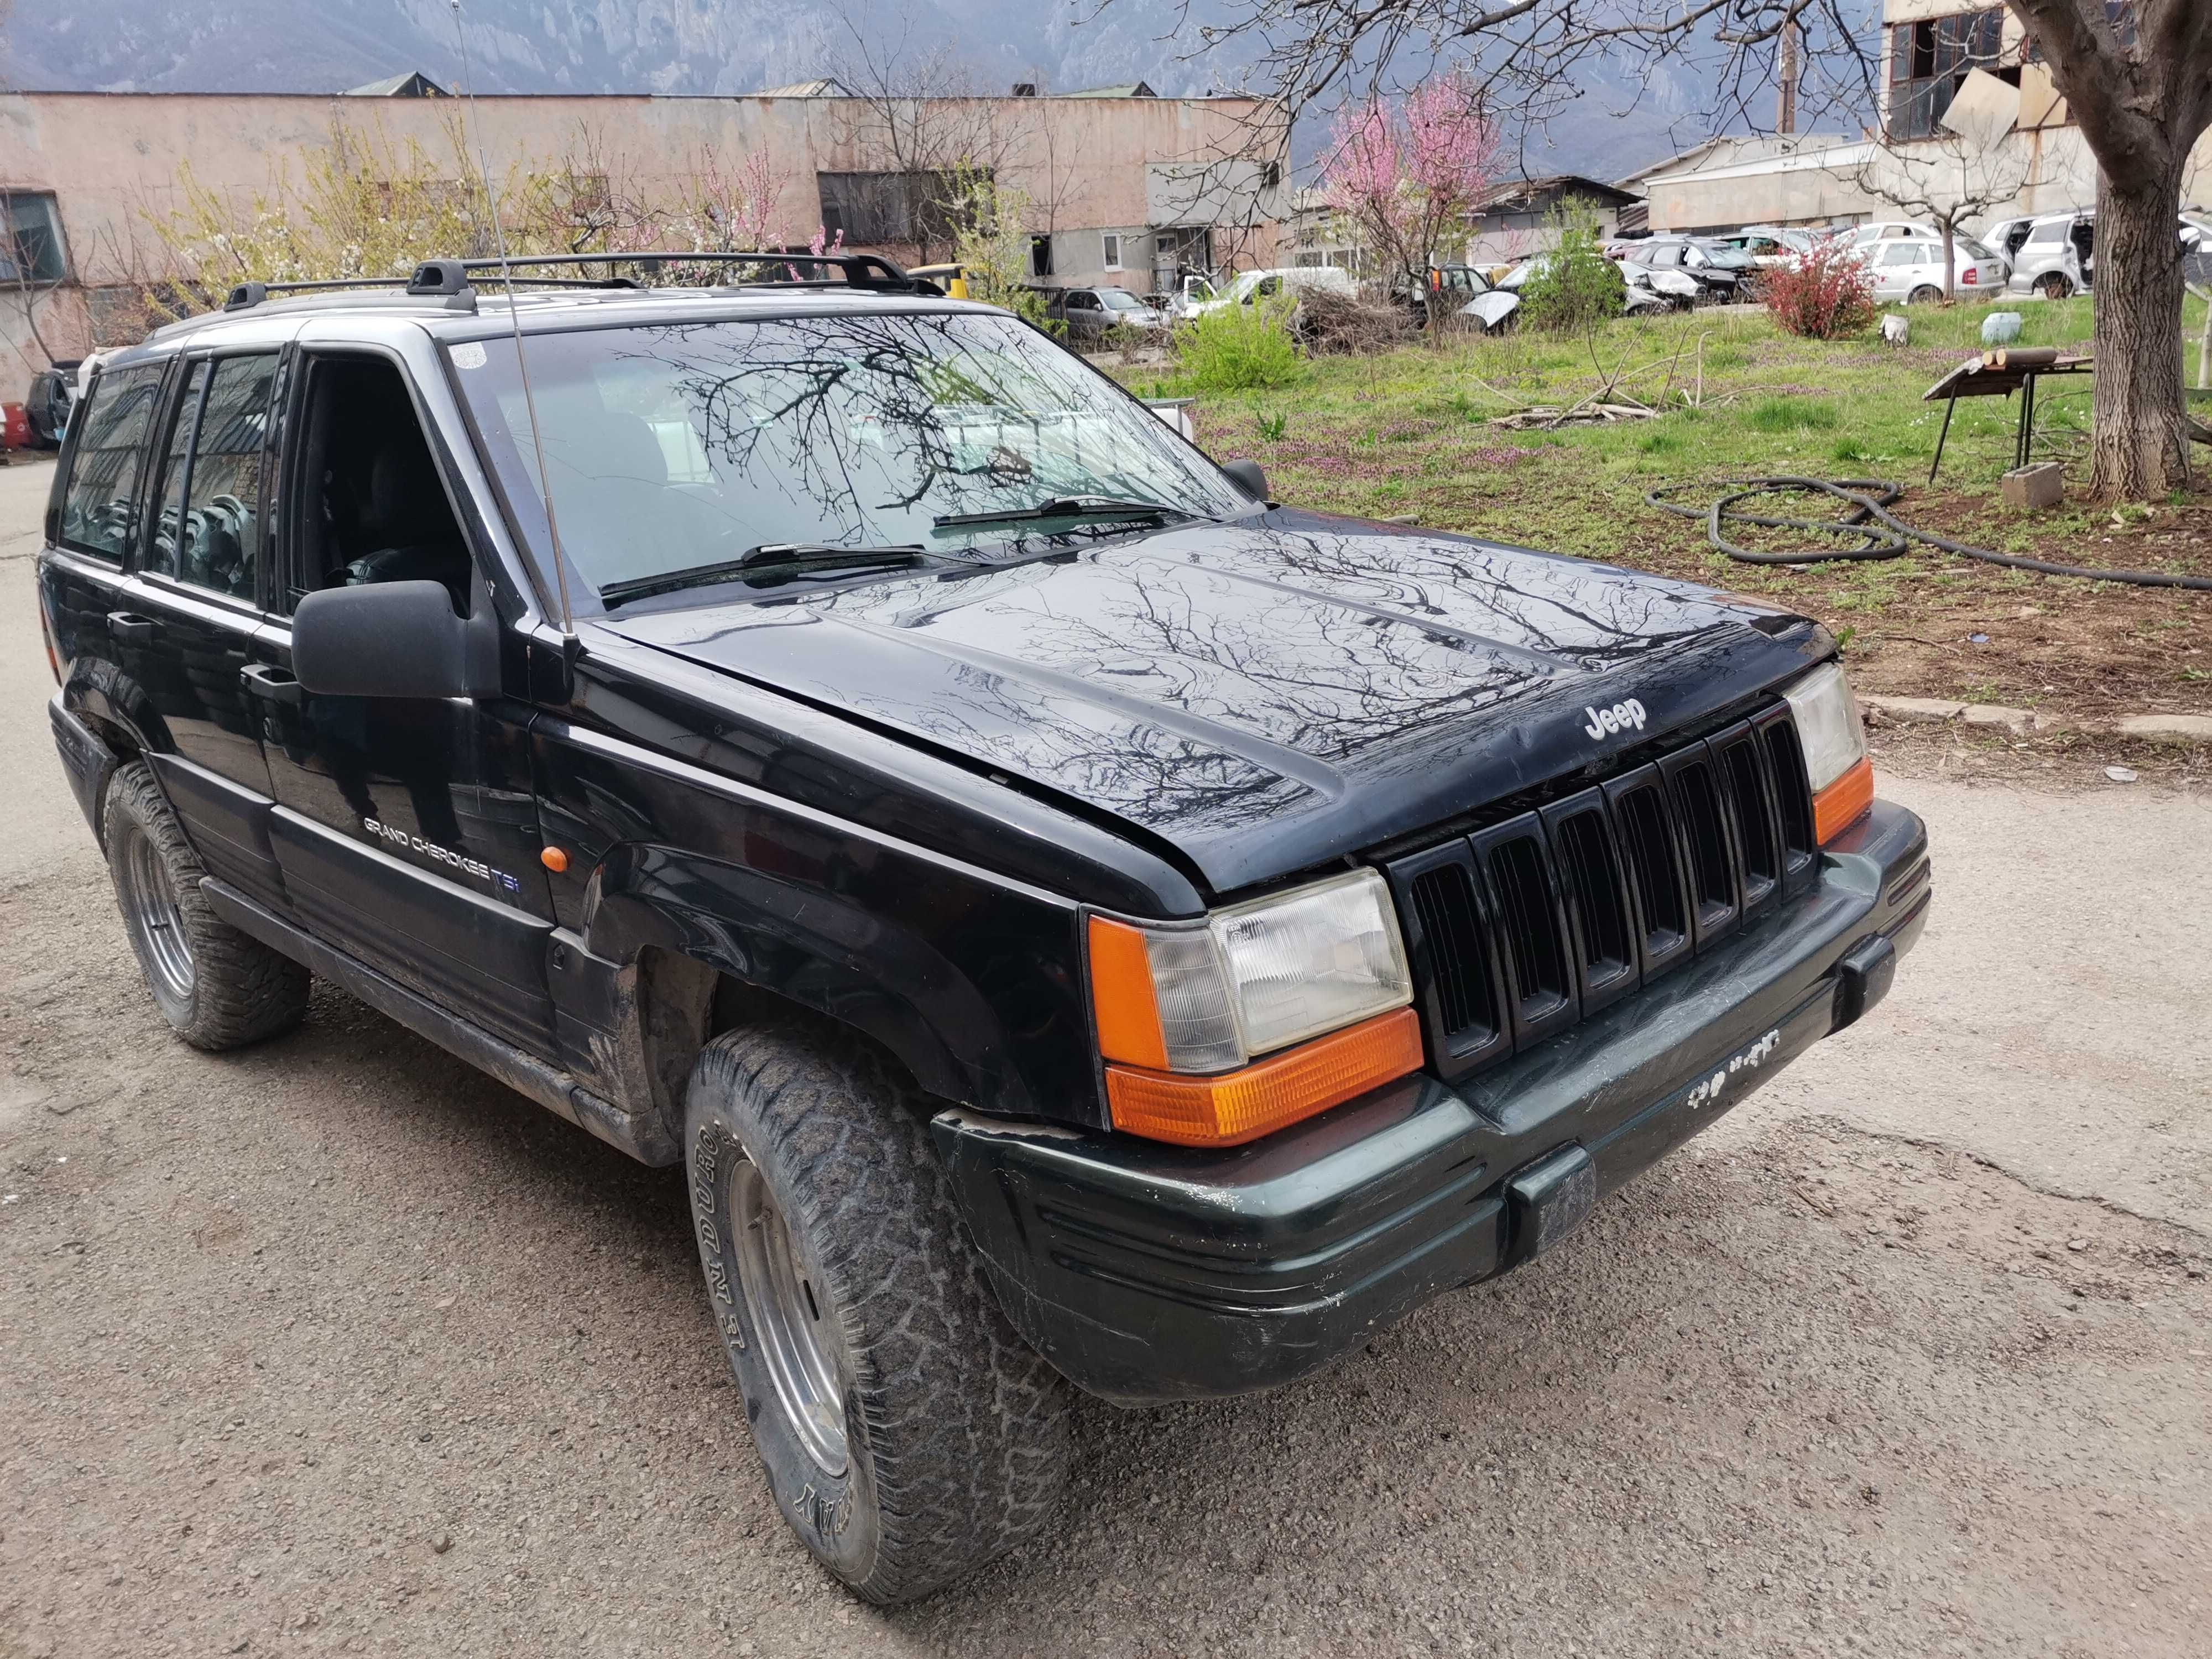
[0,1,1768,183]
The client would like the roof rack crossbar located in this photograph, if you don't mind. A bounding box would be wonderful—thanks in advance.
[215,250,930,316]
[442,250,925,289]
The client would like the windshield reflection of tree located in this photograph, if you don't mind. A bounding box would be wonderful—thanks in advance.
[598,314,1224,552]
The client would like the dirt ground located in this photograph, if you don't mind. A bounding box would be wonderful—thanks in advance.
[4,455,2209,1657]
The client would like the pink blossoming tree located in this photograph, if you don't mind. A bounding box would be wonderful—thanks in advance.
[1321,72,1498,334]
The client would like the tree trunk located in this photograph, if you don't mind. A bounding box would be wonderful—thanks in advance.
[1940,218,1955,303]
[2090,161,2193,499]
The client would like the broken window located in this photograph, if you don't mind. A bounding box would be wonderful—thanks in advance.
[815,171,962,248]
[1886,9,2006,140]
[0,191,69,284]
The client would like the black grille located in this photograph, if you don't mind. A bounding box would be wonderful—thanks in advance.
[1383,703,1817,1083]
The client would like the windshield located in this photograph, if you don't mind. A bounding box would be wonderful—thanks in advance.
[1697,244,1755,269]
[1098,288,1146,311]
[447,311,1248,607]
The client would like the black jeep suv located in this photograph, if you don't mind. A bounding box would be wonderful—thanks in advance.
[38,253,1928,1603]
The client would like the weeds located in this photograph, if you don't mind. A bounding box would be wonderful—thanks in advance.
[1172,297,1307,393]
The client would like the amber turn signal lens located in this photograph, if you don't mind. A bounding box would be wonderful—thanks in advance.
[1813,754,1874,845]
[540,846,570,873]
[1087,915,1168,1070]
[1106,1007,1423,1147]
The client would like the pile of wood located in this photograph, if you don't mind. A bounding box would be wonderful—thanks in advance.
[1295,288,1414,355]
[1488,400,1657,430]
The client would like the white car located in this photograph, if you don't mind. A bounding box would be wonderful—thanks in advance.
[1848,220,1942,247]
[1861,236,2006,304]
[1182,266,1355,320]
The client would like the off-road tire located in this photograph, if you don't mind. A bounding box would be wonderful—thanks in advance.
[103,761,310,1050]
[684,1022,1072,1604]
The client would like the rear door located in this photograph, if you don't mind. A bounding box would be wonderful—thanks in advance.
[121,349,293,910]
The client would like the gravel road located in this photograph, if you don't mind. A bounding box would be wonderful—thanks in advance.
[3,453,2207,1658]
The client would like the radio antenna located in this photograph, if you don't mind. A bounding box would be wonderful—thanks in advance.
[447,0,576,637]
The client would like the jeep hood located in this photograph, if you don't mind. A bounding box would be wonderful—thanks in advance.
[601,515,1826,895]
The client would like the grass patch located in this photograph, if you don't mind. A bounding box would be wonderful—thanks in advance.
[1746,397,1843,432]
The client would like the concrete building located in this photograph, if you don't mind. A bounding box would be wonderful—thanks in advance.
[0,84,1288,380]
[1628,3,2212,237]
[1461,175,1641,265]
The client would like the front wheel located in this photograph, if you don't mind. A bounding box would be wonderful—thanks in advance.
[684,1022,1071,1604]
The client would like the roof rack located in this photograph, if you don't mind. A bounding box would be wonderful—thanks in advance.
[442,250,928,290]
[213,250,932,318]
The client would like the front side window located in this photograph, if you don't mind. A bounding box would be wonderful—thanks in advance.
[58,362,166,560]
[145,353,278,599]
[446,310,1249,608]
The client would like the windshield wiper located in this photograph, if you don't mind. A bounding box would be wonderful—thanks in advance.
[599,543,925,608]
[932,495,1202,531]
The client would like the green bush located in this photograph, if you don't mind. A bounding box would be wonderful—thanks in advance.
[1518,196,1626,333]
[1173,295,1307,392]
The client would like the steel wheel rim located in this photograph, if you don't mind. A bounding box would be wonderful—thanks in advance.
[122,828,194,1005]
[730,1157,850,1476]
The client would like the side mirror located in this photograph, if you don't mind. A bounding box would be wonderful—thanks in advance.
[293,581,497,698]
[1219,458,1270,502]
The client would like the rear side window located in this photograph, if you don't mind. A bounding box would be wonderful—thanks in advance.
[57,362,166,560]
[144,353,279,601]
[2029,222,2064,244]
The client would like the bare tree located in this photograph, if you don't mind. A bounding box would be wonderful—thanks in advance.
[1827,71,2034,302]
[2006,0,2212,499]
[1102,1,1881,160]
[821,3,1025,263]
[1121,0,2212,501]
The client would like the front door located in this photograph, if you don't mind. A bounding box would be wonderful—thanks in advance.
[249,348,560,1058]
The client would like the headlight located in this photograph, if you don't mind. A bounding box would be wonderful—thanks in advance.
[1785,660,1872,843]
[1088,869,1420,1146]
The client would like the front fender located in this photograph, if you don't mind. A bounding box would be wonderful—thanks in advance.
[582,844,1009,1113]
[536,720,1103,1126]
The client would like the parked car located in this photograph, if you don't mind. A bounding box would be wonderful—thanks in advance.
[2005,210,2094,298]
[1183,265,1356,320]
[1623,262,1699,312]
[1860,235,2007,303]
[1041,284,1166,343]
[38,248,1927,1606]
[25,359,78,448]
[1390,264,1515,330]
[1977,215,2048,274]
[1620,237,1754,301]
[1846,220,1942,247]
[1715,227,1814,268]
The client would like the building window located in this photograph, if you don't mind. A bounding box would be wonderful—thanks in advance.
[1101,232,1122,271]
[1887,9,2006,140]
[815,170,962,247]
[1,191,69,284]
[1030,234,1053,278]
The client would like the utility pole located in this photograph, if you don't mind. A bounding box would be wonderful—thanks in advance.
[1777,20,1799,136]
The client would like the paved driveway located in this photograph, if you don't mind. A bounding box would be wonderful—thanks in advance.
[3,454,2206,1657]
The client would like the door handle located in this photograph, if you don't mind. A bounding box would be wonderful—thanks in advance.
[107,611,154,644]
[239,665,304,706]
